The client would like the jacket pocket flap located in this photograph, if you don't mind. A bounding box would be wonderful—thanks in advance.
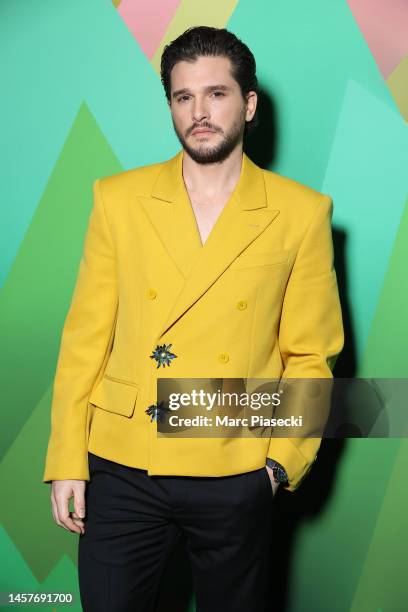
[230,250,289,270]
[88,376,139,418]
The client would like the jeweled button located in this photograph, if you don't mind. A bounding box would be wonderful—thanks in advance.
[150,343,177,368]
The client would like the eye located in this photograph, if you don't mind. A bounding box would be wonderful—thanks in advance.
[212,91,225,97]
[177,95,190,102]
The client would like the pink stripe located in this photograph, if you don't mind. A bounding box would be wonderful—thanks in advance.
[348,0,408,77]
[118,0,181,60]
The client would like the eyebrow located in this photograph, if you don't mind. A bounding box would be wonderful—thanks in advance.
[171,84,231,99]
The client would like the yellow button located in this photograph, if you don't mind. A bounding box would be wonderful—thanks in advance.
[147,288,157,300]
[237,300,247,310]
[218,352,230,364]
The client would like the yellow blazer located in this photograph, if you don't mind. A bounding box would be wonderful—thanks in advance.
[43,149,344,492]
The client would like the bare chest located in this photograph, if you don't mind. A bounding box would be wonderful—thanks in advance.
[188,193,232,246]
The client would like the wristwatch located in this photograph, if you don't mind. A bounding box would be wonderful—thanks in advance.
[266,458,289,485]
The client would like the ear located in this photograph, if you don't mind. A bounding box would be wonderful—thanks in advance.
[245,91,257,121]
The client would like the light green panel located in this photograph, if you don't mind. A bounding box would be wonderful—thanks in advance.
[359,197,408,377]
[0,103,122,459]
[350,440,408,611]
[290,438,401,612]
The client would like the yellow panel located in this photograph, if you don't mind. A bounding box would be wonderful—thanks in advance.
[387,55,408,122]
[150,0,239,75]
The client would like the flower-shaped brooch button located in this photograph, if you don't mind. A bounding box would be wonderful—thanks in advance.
[145,401,170,423]
[150,343,177,368]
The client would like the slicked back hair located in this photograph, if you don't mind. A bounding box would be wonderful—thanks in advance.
[160,26,259,137]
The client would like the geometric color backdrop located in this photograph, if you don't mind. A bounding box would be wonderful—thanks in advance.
[1,1,407,610]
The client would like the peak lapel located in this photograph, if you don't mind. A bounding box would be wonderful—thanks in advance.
[142,150,202,279]
[149,149,280,340]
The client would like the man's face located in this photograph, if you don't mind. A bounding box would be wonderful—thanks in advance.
[168,55,256,164]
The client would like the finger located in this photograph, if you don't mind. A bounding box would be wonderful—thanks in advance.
[50,495,58,524]
[71,514,85,526]
[71,512,85,527]
[51,493,70,531]
[73,489,86,520]
[60,512,82,533]
[71,515,85,534]
[55,496,82,533]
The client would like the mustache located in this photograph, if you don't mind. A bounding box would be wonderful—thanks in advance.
[189,124,219,134]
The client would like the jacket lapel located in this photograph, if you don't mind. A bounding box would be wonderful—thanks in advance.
[142,150,202,279]
[142,149,280,339]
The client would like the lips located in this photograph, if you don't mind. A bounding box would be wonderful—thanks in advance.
[192,129,215,135]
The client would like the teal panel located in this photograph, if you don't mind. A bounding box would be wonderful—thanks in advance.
[322,79,408,361]
[0,0,177,286]
[228,0,397,188]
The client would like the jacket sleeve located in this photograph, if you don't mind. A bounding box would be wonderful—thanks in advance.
[42,179,118,483]
[266,195,344,492]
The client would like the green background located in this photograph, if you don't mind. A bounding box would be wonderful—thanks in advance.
[1,1,407,610]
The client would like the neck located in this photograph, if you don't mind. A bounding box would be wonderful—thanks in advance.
[182,146,243,199]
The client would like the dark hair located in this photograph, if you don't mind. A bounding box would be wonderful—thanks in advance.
[160,26,259,137]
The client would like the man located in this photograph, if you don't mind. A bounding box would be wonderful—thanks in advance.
[43,26,344,612]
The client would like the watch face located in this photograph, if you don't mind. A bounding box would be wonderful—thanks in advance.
[274,466,288,483]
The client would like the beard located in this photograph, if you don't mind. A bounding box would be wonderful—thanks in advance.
[171,109,246,165]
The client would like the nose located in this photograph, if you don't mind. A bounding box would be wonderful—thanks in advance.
[192,96,209,123]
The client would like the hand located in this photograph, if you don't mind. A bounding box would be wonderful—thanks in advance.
[265,465,280,497]
[51,480,87,534]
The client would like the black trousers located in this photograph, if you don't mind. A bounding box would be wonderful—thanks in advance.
[78,452,276,612]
